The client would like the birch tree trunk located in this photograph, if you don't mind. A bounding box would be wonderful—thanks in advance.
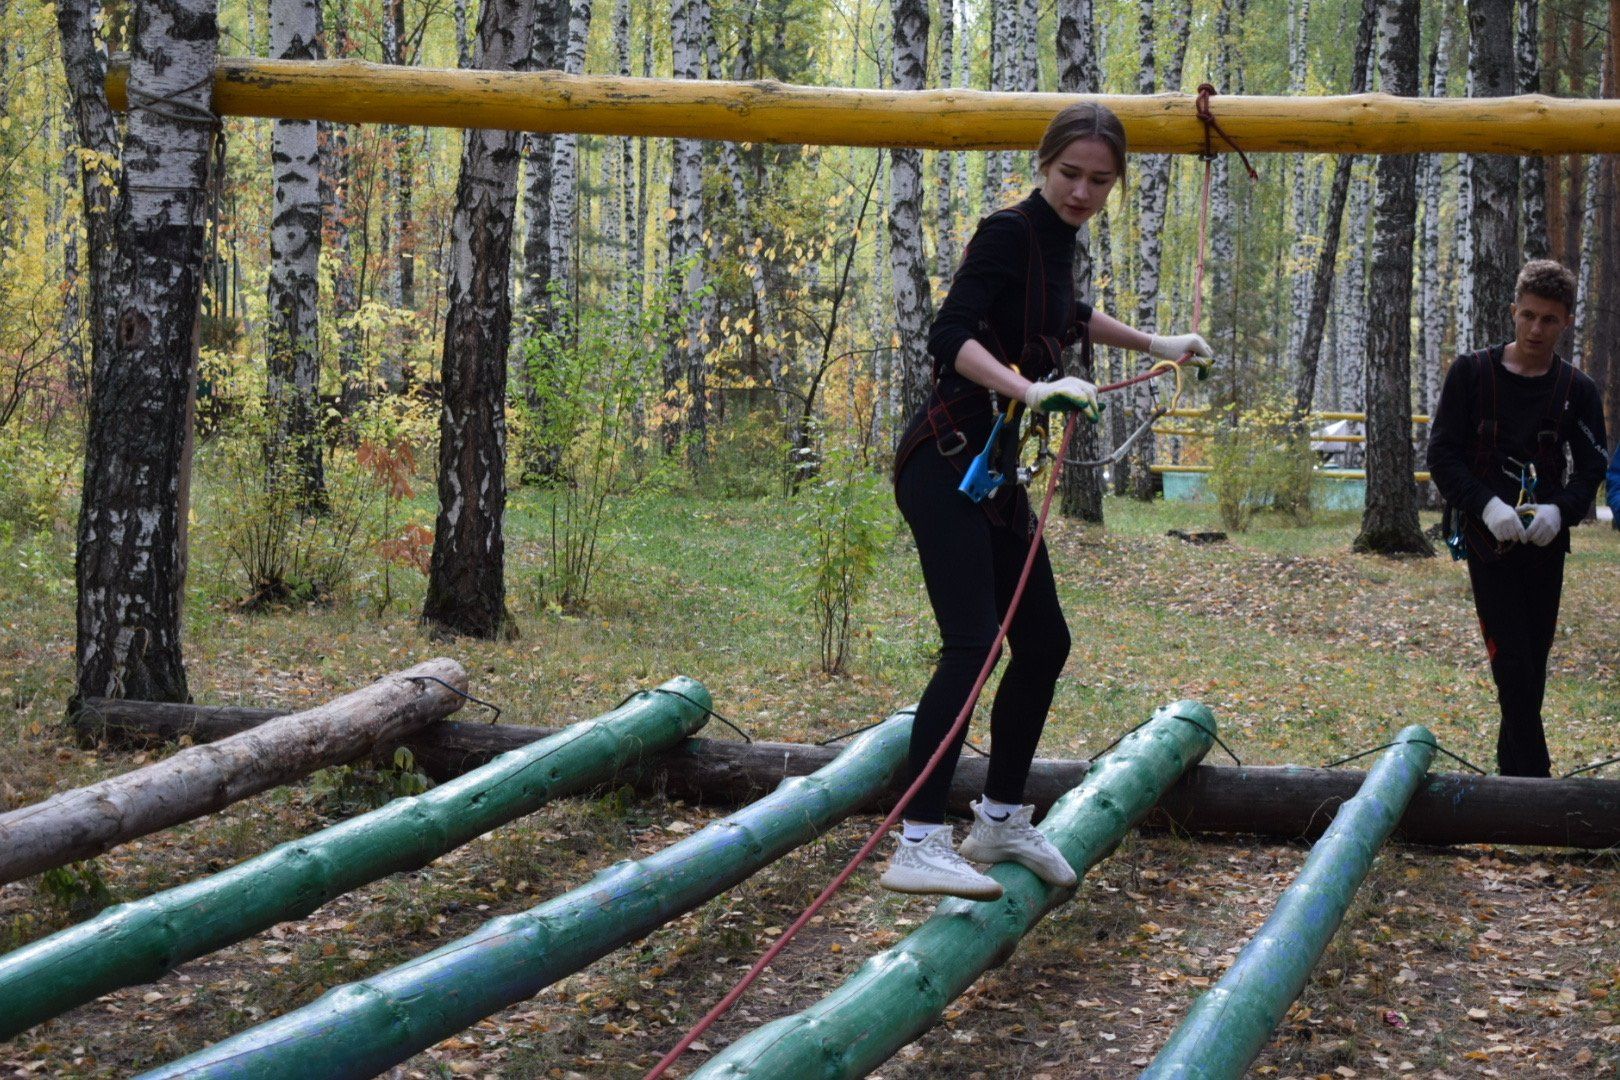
[1589,27,1619,437]
[1286,0,1314,362]
[1416,21,1452,419]
[1338,173,1370,419]
[667,0,708,460]
[984,1,1014,206]
[390,0,416,316]
[1572,153,1600,369]
[516,0,561,480]
[615,0,635,298]
[1292,0,1375,418]
[1057,0,1103,522]
[1353,0,1430,556]
[890,0,934,426]
[268,0,326,509]
[1021,0,1039,90]
[1099,209,1131,496]
[1454,151,1475,353]
[421,0,535,640]
[1517,0,1546,259]
[1125,0,1190,501]
[326,0,363,415]
[548,0,591,307]
[1207,0,1237,367]
[74,0,218,703]
[1466,0,1519,346]
[1118,0,1158,500]
[54,0,121,393]
[58,103,87,389]
[932,0,957,282]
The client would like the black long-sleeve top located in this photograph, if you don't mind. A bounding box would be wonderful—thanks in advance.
[926,190,1094,380]
[1427,344,1609,553]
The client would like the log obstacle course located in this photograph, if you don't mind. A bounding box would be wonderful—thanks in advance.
[689,701,1216,1079]
[86,697,1620,849]
[136,709,916,1080]
[0,658,469,885]
[4,679,1614,1077]
[1142,726,1438,1079]
[0,676,711,1041]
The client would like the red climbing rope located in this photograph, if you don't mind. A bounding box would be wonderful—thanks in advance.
[644,92,1252,1080]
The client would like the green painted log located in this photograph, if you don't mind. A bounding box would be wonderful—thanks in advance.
[137,708,915,1080]
[0,677,711,1041]
[1140,725,1437,1079]
[690,700,1216,1080]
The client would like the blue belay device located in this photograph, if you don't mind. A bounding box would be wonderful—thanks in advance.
[958,412,1008,503]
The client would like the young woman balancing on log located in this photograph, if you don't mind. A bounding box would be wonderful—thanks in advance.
[883,103,1212,900]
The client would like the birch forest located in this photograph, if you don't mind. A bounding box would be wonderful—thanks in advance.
[2,0,1618,662]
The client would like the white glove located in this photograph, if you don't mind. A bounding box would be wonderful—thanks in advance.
[1023,376,1099,415]
[1523,503,1562,546]
[1147,332,1214,361]
[1481,497,1528,545]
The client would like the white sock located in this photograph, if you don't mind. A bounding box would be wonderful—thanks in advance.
[978,796,1022,821]
[902,821,948,843]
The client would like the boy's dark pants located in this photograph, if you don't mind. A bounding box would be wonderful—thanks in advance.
[1466,545,1566,777]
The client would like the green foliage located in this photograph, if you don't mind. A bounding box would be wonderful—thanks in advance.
[1203,403,1317,533]
[0,426,78,538]
[702,407,792,498]
[519,279,685,614]
[795,439,895,675]
[38,860,114,919]
[305,755,430,820]
[201,407,387,608]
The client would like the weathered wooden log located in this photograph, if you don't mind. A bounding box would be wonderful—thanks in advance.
[2,660,467,884]
[104,59,1620,154]
[85,698,1620,849]
[72,699,286,746]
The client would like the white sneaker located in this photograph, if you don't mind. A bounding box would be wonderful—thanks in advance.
[958,800,1078,887]
[878,828,1004,900]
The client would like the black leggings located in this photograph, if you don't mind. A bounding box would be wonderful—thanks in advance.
[895,444,1071,823]
[1467,545,1566,778]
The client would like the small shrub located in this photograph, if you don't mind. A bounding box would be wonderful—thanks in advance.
[702,409,792,498]
[38,860,114,919]
[202,407,387,607]
[0,426,78,537]
[520,276,686,614]
[1203,403,1316,533]
[796,440,895,675]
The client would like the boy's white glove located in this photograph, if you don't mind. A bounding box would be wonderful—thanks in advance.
[1481,497,1528,544]
[1523,503,1562,546]
[1147,332,1214,361]
[1023,376,1099,416]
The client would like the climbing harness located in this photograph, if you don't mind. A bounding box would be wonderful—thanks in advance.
[645,91,1248,1080]
[1442,346,1578,561]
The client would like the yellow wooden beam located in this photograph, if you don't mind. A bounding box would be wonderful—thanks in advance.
[105,58,1620,154]
[1161,408,1432,424]
[1151,464,1432,482]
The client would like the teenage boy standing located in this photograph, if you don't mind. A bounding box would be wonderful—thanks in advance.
[1427,259,1609,777]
